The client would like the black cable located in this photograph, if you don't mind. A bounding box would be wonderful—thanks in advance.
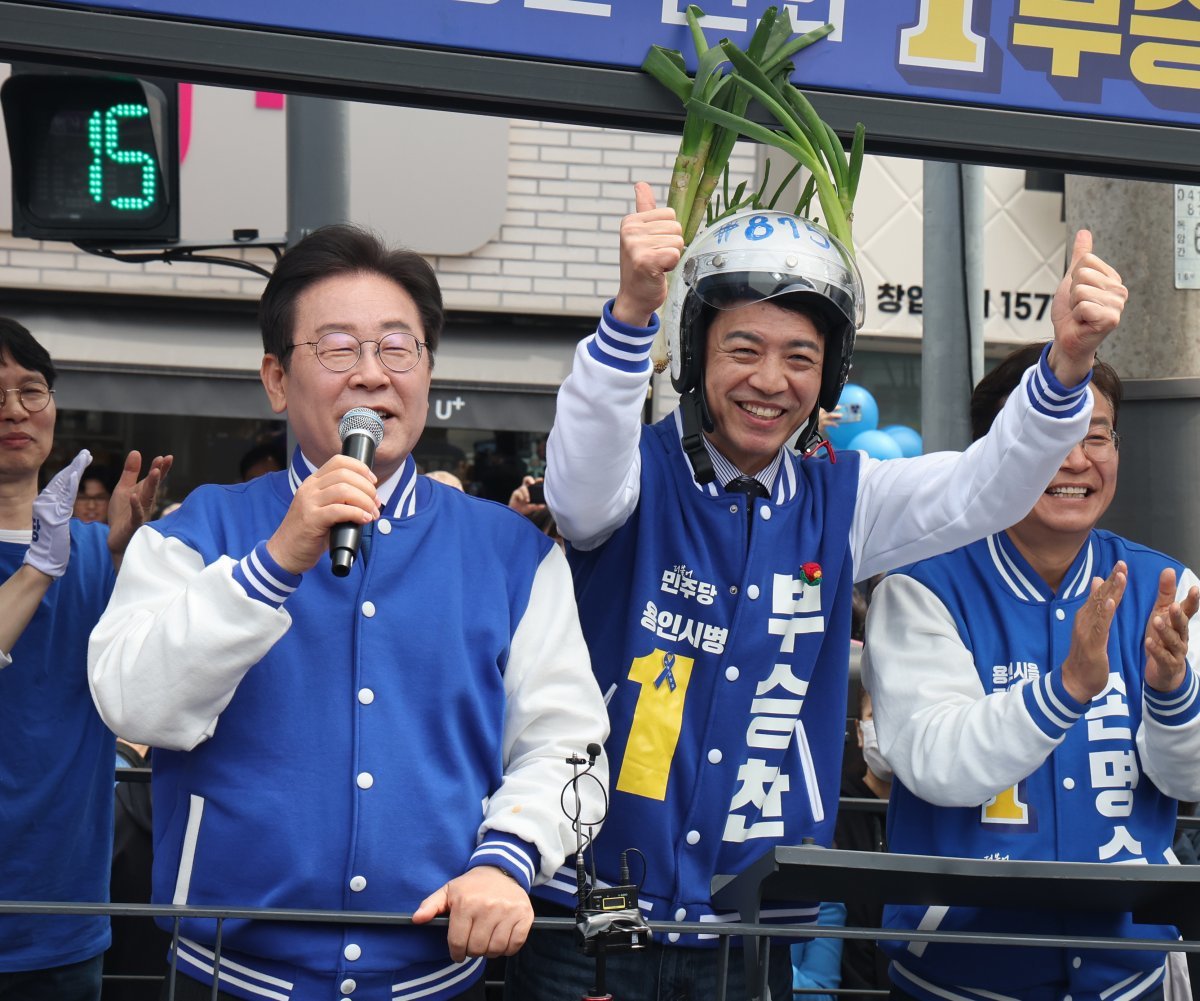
[76,241,284,279]
[624,847,648,890]
[560,761,609,906]
[559,768,608,834]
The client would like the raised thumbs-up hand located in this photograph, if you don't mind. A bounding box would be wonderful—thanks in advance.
[1047,229,1129,387]
[611,181,685,328]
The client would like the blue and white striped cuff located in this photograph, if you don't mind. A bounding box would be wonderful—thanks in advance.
[468,833,539,893]
[1145,668,1200,725]
[585,299,659,374]
[1025,342,1092,419]
[231,541,301,608]
[1023,669,1087,738]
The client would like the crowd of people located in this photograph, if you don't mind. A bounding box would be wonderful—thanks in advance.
[2,178,1195,1001]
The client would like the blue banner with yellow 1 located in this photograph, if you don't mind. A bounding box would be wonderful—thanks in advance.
[44,0,1200,128]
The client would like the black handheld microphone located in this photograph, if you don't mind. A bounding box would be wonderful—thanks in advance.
[330,407,385,578]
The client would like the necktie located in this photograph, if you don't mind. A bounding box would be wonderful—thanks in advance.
[726,476,768,534]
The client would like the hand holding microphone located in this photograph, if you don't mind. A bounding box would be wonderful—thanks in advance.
[330,409,385,577]
[264,410,383,577]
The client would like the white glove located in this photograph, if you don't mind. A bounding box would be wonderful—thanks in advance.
[23,449,92,578]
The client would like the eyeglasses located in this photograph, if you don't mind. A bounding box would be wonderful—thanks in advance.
[0,384,54,413]
[76,493,109,506]
[1079,429,1120,458]
[284,332,428,374]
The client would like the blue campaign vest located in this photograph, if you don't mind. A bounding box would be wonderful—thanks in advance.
[553,416,861,938]
[883,530,1183,1001]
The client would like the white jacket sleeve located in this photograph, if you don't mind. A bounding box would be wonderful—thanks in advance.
[1138,566,1200,803]
[851,351,1093,582]
[862,573,1079,807]
[480,545,610,883]
[545,304,657,551]
[88,526,292,750]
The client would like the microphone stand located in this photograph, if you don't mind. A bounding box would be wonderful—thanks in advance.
[564,743,647,1001]
[582,941,612,1001]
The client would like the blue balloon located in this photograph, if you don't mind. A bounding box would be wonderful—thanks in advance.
[848,429,904,460]
[881,424,923,458]
[826,383,879,450]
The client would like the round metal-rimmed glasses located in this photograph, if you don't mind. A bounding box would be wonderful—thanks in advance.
[0,384,54,413]
[285,332,427,374]
[1079,428,1120,458]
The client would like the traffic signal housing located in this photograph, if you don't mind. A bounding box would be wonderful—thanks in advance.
[2,69,179,243]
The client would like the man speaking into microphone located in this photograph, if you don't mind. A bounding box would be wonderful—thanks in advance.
[88,225,609,1001]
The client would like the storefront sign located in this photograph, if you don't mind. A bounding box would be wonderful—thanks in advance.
[1176,185,1200,290]
[429,386,558,432]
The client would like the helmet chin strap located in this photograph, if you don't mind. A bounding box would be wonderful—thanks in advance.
[792,411,820,455]
[680,387,716,485]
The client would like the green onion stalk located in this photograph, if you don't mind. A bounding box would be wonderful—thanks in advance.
[642,5,865,370]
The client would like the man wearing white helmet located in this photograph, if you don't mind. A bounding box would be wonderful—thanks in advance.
[504,183,1129,1001]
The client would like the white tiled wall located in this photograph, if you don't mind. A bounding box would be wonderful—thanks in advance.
[854,155,1067,345]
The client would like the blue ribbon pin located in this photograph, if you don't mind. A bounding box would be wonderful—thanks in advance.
[655,652,677,692]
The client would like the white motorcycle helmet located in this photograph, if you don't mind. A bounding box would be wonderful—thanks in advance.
[663,209,864,481]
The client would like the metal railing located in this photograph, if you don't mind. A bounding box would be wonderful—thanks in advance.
[11,883,1200,993]
[6,899,890,999]
[4,892,1195,1000]
[13,769,1191,999]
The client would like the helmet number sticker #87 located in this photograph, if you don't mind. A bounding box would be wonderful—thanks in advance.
[714,214,831,247]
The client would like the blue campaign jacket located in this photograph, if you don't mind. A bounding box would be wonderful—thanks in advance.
[879,530,1200,1001]
[90,453,608,1001]
[538,415,860,941]
[0,521,115,972]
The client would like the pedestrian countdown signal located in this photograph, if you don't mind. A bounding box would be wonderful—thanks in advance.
[2,72,179,243]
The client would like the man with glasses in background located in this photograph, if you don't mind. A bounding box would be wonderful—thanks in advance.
[0,317,169,1001]
[863,342,1200,1001]
[88,224,608,1001]
[73,467,114,524]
